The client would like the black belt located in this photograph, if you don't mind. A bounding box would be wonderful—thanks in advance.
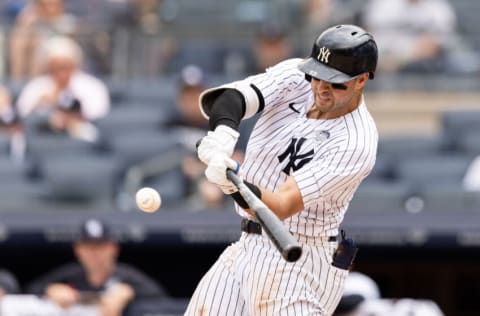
[240,218,337,242]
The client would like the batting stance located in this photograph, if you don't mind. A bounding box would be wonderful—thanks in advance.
[186,24,378,316]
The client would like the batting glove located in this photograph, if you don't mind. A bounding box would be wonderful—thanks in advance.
[204,154,240,194]
[197,125,239,165]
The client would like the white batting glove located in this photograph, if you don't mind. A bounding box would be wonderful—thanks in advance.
[205,154,240,194]
[197,125,239,165]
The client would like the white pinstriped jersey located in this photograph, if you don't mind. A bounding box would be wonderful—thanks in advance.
[236,58,378,237]
[186,57,378,316]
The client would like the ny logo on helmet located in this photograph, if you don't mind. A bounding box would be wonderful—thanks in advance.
[317,47,331,63]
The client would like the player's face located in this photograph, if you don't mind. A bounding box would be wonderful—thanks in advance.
[48,57,76,89]
[74,241,119,277]
[309,73,368,119]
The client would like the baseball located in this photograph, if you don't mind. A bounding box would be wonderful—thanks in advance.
[135,187,161,213]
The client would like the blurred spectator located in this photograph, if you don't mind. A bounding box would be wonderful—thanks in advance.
[333,271,445,316]
[242,22,295,75]
[165,65,209,133]
[110,0,177,77]
[0,84,26,164]
[27,218,166,315]
[16,36,109,143]
[253,22,294,73]
[113,0,163,34]
[333,271,381,315]
[8,0,78,81]
[362,0,479,74]
[223,22,296,78]
[163,65,227,210]
[300,0,333,45]
[304,0,332,28]
[0,269,20,296]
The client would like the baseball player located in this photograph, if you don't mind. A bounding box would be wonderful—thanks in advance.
[186,24,378,316]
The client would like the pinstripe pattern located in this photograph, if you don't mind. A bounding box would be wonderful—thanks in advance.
[185,234,348,316]
[237,58,378,238]
[186,58,377,315]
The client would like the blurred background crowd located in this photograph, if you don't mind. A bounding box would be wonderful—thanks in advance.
[0,0,479,315]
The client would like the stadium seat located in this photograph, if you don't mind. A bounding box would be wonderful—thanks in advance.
[393,154,471,187]
[96,103,170,135]
[108,129,182,166]
[349,180,411,213]
[0,178,49,212]
[123,78,176,105]
[39,153,119,203]
[455,129,480,156]
[377,135,444,159]
[26,132,100,157]
[440,110,480,150]
[417,184,469,213]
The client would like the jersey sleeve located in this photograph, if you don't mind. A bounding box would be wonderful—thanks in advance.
[246,58,310,112]
[199,58,309,120]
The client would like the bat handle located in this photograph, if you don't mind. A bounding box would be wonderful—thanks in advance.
[227,169,303,262]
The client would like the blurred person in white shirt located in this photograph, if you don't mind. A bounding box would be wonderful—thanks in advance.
[16,36,110,143]
[362,0,461,74]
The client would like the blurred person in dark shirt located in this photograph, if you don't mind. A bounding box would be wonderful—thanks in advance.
[246,22,295,75]
[27,218,165,315]
[253,22,294,73]
[163,65,227,210]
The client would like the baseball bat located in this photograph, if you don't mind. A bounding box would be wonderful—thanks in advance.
[226,169,302,262]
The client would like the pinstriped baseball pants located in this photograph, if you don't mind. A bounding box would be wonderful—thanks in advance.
[184,232,348,316]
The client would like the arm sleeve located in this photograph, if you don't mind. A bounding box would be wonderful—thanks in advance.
[199,58,308,122]
[246,58,309,112]
[208,89,245,130]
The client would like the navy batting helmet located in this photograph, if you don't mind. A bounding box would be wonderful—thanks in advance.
[298,25,378,83]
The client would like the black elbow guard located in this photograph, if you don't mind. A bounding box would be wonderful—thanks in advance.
[209,89,246,131]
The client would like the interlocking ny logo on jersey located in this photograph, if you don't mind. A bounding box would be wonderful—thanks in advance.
[317,47,331,63]
[278,137,314,175]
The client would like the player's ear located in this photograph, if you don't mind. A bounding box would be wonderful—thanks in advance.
[354,73,369,90]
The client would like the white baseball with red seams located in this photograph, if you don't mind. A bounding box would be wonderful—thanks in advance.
[135,187,161,213]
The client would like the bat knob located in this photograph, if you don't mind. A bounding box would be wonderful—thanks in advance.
[284,245,302,262]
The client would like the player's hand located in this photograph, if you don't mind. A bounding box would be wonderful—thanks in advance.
[205,154,239,194]
[197,125,239,165]
[45,283,79,309]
